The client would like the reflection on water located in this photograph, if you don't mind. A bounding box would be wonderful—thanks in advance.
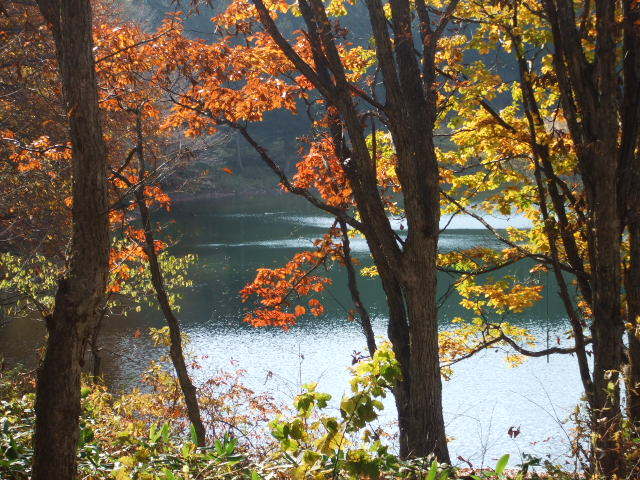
[198,231,498,252]
[0,194,580,467]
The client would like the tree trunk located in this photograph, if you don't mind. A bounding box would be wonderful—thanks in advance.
[589,175,623,476]
[33,0,109,478]
[248,0,452,461]
[89,308,106,380]
[541,1,630,476]
[33,314,86,479]
[379,265,412,458]
[338,219,376,357]
[134,188,207,446]
[622,0,640,433]
[403,253,449,461]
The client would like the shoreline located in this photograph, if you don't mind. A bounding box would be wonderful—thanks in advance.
[167,187,283,204]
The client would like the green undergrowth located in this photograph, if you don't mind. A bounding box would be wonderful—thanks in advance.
[0,344,581,479]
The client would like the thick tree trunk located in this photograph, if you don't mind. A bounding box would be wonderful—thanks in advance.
[33,314,86,479]
[541,2,630,476]
[249,0,452,461]
[362,199,448,460]
[589,186,623,476]
[403,253,449,461]
[622,0,640,433]
[33,0,109,479]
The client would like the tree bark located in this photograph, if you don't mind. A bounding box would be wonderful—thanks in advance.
[338,219,376,357]
[589,155,623,477]
[541,1,631,476]
[134,187,207,446]
[89,307,107,380]
[621,0,640,432]
[246,0,455,461]
[404,263,449,460]
[125,109,207,446]
[32,0,109,479]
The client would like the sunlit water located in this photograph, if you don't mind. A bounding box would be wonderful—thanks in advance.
[1,194,582,469]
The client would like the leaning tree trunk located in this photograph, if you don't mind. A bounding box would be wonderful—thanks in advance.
[338,219,376,357]
[32,0,109,478]
[133,185,206,446]
[123,107,207,445]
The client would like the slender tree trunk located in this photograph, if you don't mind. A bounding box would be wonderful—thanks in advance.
[126,109,205,444]
[509,29,595,403]
[235,131,244,171]
[134,190,207,446]
[32,1,109,478]
[338,219,376,356]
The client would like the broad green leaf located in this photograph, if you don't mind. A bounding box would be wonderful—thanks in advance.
[495,454,510,476]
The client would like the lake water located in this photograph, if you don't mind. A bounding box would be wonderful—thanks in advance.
[0,194,583,469]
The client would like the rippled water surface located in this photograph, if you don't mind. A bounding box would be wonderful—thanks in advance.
[1,194,582,467]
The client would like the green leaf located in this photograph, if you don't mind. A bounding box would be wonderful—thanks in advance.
[149,423,160,443]
[495,454,510,476]
[160,422,170,443]
[426,460,438,480]
[161,469,177,480]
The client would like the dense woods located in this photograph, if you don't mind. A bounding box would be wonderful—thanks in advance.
[1,0,640,479]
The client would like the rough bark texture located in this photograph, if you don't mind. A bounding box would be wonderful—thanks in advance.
[248,0,456,461]
[466,1,640,475]
[621,0,640,431]
[32,0,109,479]
[540,1,640,476]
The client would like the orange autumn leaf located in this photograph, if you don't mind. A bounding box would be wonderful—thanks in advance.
[241,228,343,328]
